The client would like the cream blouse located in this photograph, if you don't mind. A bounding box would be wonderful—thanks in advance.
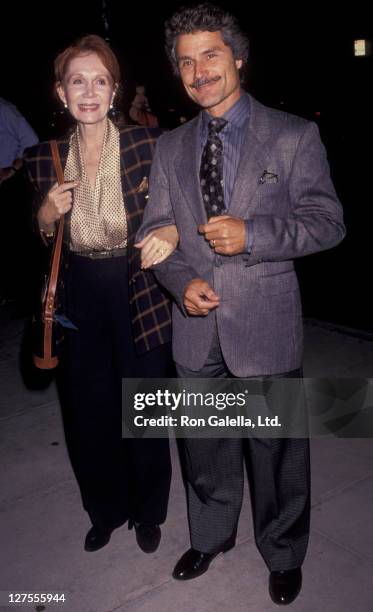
[64,119,127,252]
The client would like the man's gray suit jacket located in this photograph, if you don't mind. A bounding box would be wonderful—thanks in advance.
[137,95,345,377]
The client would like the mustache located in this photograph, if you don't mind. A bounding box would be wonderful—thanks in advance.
[191,76,220,89]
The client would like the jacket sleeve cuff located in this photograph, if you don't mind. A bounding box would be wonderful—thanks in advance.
[245,219,254,254]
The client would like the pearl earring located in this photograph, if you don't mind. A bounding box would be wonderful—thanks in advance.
[64,103,68,108]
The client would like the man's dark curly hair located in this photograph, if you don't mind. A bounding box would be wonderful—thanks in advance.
[165,3,249,76]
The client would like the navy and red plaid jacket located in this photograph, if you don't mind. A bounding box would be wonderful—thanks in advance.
[24,125,172,355]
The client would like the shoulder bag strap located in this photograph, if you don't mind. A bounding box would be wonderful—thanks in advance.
[43,140,66,323]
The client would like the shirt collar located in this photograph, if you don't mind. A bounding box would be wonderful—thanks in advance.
[201,91,250,134]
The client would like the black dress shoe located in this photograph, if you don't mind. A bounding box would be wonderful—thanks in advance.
[269,567,302,605]
[128,520,161,553]
[84,526,112,552]
[173,536,235,581]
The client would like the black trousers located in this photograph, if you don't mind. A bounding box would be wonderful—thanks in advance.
[58,253,172,531]
[176,328,310,571]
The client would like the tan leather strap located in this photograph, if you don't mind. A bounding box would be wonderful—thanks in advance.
[41,140,66,364]
[44,141,65,315]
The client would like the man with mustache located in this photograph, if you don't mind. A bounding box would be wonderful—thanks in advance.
[138,3,345,605]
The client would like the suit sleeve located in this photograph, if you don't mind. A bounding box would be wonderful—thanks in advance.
[249,122,346,264]
[137,135,199,314]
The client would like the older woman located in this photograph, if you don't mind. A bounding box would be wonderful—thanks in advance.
[24,35,177,553]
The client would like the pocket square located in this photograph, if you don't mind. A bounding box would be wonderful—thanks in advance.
[259,171,279,184]
[136,176,149,193]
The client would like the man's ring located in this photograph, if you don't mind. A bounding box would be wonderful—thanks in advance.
[210,239,216,248]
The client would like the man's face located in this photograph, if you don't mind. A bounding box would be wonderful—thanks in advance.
[176,30,242,117]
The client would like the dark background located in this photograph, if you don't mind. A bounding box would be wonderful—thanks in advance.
[1,1,372,331]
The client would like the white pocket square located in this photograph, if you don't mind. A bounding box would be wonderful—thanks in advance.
[259,171,279,184]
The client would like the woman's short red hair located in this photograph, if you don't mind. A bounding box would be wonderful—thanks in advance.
[54,34,121,85]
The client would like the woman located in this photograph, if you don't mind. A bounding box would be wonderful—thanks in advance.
[24,35,178,553]
[129,84,159,127]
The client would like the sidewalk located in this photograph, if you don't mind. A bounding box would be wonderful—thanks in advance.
[1,310,373,612]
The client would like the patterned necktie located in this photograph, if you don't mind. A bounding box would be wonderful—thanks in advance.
[200,117,227,217]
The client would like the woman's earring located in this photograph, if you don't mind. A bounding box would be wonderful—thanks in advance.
[64,103,68,108]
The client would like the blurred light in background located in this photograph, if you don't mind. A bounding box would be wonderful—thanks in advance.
[354,39,371,56]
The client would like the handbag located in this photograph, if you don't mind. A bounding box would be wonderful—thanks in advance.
[32,140,66,369]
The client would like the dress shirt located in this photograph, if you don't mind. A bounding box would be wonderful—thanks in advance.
[200,92,254,253]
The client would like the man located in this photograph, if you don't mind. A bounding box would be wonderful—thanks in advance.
[0,97,38,183]
[137,3,345,605]
[0,97,38,305]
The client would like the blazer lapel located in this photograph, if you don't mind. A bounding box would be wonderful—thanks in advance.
[229,96,270,219]
[174,98,274,223]
[118,129,155,243]
[228,96,272,219]
[228,129,270,218]
[118,130,141,242]
[174,115,207,225]
[57,139,69,173]
[119,131,133,200]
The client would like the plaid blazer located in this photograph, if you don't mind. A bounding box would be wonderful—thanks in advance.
[24,125,172,355]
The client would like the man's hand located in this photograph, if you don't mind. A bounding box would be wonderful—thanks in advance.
[183,278,220,316]
[199,215,246,255]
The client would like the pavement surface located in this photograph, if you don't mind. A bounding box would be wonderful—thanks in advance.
[1,308,373,612]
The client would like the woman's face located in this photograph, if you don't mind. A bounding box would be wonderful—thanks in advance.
[57,52,116,125]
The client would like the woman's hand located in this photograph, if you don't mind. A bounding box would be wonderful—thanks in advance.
[37,181,79,231]
[135,225,179,269]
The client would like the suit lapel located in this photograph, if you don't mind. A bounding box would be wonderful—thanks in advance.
[119,129,142,241]
[56,139,69,172]
[55,138,71,245]
[228,96,272,218]
[118,129,154,245]
[119,130,133,199]
[40,138,69,192]
[174,97,274,223]
[174,115,207,225]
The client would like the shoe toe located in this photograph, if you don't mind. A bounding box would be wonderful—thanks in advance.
[269,567,302,605]
[84,526,112,552]
[173,549,215,581]
[134,523,161,553]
